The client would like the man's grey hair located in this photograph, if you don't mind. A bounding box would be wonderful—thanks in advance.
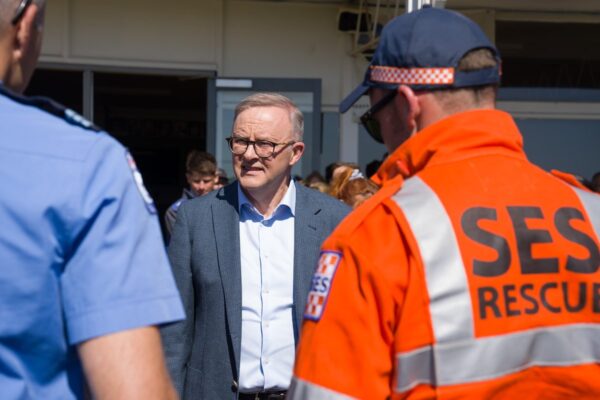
[234,93,304,141]
[0,0,45,32]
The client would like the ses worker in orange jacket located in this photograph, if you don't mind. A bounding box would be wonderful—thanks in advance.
[288,6,600,400]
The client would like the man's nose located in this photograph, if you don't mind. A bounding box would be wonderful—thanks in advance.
[242,142,259,159]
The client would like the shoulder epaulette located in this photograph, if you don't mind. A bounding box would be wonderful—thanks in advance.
[0,84,102,132]
[171,199,183,211]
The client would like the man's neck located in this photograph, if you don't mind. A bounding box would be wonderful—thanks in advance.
[242,176,292,218]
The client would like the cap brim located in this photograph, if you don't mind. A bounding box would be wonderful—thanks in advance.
[339,83,369,113]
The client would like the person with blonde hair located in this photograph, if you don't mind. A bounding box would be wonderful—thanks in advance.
[327,163,358,198]
[339,175,379,208]
[328,164,379,208]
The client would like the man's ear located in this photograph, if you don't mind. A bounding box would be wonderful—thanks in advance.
[289,141,305,166]
[185,172,193,185]
[397,85,421,133]
[7,3,43,93]
[12,3,39,61]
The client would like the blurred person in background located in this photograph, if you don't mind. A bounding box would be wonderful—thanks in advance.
[324,162,343,184]
[365,157,385,178]
[591,172,600,193]
[214,167,230,190]
[328,165,380,208]
[303,170,326,187]
[327,163,359,199]
[339,175,379,208]
[303,171,329,194]
[164,150,217,241]
[325,161,359,185]
[308,181,330,194]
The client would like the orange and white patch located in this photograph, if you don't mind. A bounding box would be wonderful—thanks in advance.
[304,251,342,321]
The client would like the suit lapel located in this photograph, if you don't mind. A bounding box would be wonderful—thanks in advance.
[212,183,243,376]
[292,185,321,342]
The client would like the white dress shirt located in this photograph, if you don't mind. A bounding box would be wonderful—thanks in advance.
[238,181,296,392]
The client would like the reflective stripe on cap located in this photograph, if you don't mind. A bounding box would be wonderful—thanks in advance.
[370,66,455,86]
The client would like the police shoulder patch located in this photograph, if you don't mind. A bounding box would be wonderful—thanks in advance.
[304,250,342,321]
[0,85,100,132]
[64,108,100,131]
[126,151,157,214]
[171,199,183,211]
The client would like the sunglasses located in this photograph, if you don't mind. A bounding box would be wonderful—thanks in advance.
[359,89,397,144]
[11,0,33,25]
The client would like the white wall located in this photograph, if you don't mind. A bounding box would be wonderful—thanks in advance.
[41,0,222,70]
[222,1,364,109]
[43,1,597,166]
[39,0,367,161]
[39,0,367,108]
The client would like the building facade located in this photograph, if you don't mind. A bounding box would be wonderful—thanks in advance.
[31,0,600,227]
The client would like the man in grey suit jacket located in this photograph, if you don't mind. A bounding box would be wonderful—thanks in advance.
[161,93,349,400]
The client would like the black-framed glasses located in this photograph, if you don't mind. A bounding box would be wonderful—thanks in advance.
[359,89,397,144]
[11,0,33,25]
[226,136,296,158]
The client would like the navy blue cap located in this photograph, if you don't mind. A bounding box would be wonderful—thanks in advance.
[340,7,501,113]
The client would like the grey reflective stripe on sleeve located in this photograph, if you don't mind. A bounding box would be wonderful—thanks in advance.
[288,377,356,400]
[396,323,600,392]
[392,176,474,343]
[571,186,600,241]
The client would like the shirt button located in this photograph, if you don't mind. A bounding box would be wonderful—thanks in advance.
[264,322,270,328]
[264,359,270,365]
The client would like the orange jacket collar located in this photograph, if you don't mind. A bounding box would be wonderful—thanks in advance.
[372,109,527,185]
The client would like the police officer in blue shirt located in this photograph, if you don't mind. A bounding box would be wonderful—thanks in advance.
[0,1,185,398]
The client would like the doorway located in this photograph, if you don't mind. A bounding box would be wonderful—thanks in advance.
[26,67,210,239]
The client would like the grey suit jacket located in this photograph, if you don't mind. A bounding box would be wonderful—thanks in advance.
[161,181,350,399]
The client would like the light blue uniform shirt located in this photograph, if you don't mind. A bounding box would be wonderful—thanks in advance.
[0,85,185,399]
[238,181,296,391]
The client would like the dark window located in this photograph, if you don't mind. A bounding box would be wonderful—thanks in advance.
[93,73,207,237]
[26,69,84,113]
[497,21,600,88]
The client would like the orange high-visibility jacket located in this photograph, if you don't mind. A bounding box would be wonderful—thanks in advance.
[289,110,600,400]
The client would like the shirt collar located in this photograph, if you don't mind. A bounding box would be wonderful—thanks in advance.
[237,179,297,219]
[372,109,526,185]
[183,187,197,200]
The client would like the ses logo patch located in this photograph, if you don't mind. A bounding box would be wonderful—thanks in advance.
[304,251,342,321]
